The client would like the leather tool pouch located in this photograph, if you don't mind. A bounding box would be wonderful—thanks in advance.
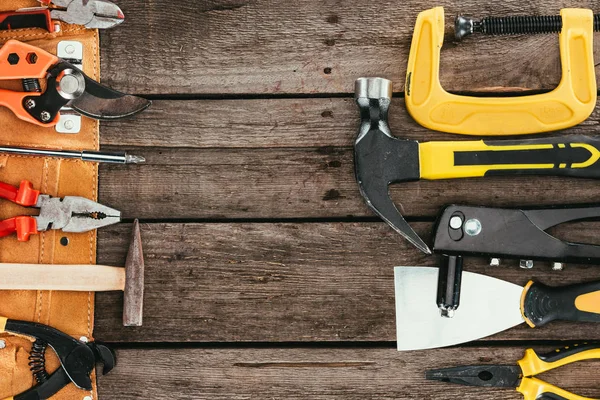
[0,1,101,398]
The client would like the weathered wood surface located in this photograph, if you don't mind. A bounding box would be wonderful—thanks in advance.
[100,1,600,95]
[98,98,600,220]
[100,98,600,148]
[94,222,600,343]
[97,346,600,399]
[98,149,600,220]
[92,1,600,397]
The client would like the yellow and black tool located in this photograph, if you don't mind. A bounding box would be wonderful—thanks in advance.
[426,344,600,399]
[356,77,600,254]
[405,7,597,136]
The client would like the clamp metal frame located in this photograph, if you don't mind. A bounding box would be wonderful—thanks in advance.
[405,7,597,136]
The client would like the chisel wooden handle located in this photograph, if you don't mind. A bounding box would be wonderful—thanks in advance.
[521,279,600,328]
[419,135,600,180]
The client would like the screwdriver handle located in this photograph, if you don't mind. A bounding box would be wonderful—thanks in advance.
[521,279,600,328]
[419,135,600,180]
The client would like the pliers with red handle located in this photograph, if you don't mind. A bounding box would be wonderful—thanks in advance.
[0,180,121,241]
[0,0,125,32]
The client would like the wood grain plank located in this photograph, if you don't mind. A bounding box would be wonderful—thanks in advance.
[97,346,600,399]
[98,145,600,219]
[95,222,600,342]
[100,1,600,94]
[100,98,600,148]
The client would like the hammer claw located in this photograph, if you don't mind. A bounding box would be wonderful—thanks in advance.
[367,190,431,254]
[354,77,431,254]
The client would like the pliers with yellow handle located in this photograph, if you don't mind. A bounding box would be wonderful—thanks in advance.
[427,344,600,399]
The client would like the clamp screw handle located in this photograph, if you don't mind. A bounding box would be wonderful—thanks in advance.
[455,13,600,40]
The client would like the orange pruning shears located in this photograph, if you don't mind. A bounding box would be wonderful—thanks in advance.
[0,40,150,127]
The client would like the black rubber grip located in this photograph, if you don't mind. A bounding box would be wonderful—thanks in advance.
[537,343,600,363]
[522,281,600,327]
[472,135,600,178]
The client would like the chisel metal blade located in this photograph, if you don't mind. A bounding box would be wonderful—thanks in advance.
[394,267,524,351]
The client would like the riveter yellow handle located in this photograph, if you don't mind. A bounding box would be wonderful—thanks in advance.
[419,135,600,179]
[405,7,597,136]
[517,345,600,400]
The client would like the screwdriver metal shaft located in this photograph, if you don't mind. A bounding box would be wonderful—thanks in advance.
[0,146,145,164]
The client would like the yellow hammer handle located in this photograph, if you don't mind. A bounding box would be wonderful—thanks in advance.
[419,136,600,180]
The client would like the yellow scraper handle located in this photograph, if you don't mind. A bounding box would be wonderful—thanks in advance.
[405,7,597,136]
[418,135,600,179]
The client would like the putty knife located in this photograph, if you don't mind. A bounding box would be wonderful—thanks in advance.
[394,266,600,351]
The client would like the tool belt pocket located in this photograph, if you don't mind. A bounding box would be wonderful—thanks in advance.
[0,2,101,399]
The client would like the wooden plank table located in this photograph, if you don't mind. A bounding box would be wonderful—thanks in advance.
[94,1,600,398]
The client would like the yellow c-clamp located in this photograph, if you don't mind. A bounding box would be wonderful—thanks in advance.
[405,7,597,136]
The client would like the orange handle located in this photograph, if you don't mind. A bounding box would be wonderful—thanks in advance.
[0,40,58,80]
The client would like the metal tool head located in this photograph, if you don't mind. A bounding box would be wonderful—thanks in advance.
[25,61,151,124]
[123,219,145,327]
[394,267,524,350]
[426,365,521,388]
[354,77,430,254]
[454,15,476,40]
[53,62,151,120]
[48,0,125,29]
[88,342,116,375]
[34,195,121,232]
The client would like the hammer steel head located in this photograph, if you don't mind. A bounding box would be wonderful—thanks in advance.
[354,77,431,254]
[124,219,145,327]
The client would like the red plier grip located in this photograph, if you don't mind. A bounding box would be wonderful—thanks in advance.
[0,217,38,241]
[0,180,40,241]
[0,180,40,206]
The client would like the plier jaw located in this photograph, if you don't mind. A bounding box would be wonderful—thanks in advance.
[39,0,125,29]
[426,365,521,388]
[34,195,121,234]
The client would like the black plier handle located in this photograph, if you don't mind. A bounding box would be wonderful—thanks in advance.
[0,317,114,400]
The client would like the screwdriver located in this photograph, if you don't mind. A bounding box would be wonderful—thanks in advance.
[0,146,145,164]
